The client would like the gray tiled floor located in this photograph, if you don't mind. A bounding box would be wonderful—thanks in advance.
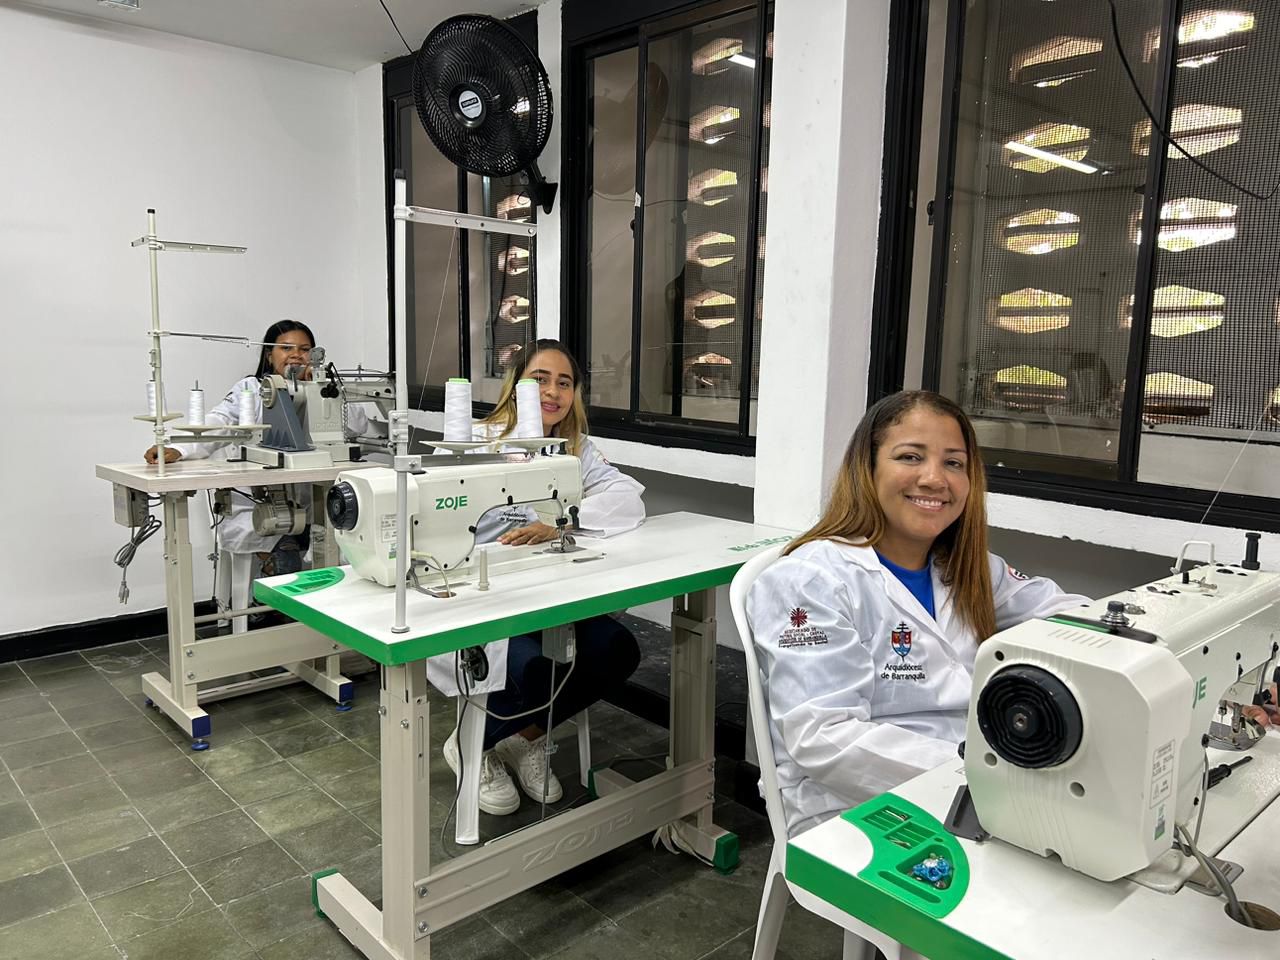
[0,638,843,960]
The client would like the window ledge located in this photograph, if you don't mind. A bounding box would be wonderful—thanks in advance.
[401,411,756,486]
[987,492,1280,568]
[588,436,755,487]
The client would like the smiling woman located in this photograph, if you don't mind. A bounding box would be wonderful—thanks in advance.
[434,338,651,817]
[746,390,1092,837]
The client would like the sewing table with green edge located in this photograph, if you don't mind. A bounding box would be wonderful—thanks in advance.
[786,735,1280,960]
[254,511,794,960]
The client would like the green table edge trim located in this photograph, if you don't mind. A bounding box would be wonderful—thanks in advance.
[255,560,750,665]
[786,793,1012,960]
[311,868,340,918]
[713,832,740,874]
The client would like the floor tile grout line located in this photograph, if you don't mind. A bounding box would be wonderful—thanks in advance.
[0,707,125,955]
[689,922,757,960]
[29,660,265,956]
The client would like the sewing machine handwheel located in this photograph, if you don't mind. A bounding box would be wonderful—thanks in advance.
[977,665,1082,769]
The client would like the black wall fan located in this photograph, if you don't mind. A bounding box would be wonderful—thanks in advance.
[411,15,557,213]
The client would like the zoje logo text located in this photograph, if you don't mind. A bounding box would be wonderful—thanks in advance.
[522,811,634,870]
[435,495,469,510]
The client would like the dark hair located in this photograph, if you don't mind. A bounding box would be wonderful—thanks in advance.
[254,320,315,379]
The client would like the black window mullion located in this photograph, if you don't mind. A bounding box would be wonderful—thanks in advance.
[735,0,770,437]
[1115,0,1181,482]
[866,0,928,404]
[628,35,650,419]
[668,28,694,420]
[920,0,967,395]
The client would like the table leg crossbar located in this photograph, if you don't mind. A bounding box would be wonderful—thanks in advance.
[314,589,731,960]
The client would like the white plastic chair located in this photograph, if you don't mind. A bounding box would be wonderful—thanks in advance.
[729,545,909,960]
[453,695,592,846]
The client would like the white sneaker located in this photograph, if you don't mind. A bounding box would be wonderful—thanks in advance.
[443,730,520,815]
[494,733,564,803]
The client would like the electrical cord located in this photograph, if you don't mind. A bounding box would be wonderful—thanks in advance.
[1193,750,1209,846]
[377,0,414,56]
[1175,823,1253,927]
[1106,0,1278,201]
[114,514,162,604]
[409,227,459,453]
[457,655,576,723]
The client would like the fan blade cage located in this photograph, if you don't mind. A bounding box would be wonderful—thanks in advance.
[411,14,553,178]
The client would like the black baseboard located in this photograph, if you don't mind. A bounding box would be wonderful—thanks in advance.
[0,602,215,664]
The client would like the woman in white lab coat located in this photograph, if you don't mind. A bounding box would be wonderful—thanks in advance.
[747,390,1090,837]
[143,319,371,577]
[442,339,646,815]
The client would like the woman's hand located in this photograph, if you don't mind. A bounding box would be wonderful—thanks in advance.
[1241,682,1279,728]
[144,445,183,465]
[498,522,559,546]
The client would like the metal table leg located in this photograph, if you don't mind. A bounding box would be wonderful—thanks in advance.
[666,588,738,871]
[314,661,432,960]
[141,492,212,748]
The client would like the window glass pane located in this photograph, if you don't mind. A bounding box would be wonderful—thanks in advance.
[467,173,536,405]
[583,47,639,411]
[639,9,760,425]
[935,0,1166,478]
[1139,2,1279,444]
[404,103,461,393]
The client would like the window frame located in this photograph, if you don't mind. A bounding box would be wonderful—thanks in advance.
[881,0,1280,532]
[562,0,772,455]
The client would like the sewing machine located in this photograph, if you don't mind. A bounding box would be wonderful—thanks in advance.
[326,448,592,588]
[237,349,393,469]
[964,545,1280,886]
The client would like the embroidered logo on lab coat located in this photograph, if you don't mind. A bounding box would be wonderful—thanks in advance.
[1006,564,1030,581]
[778,607,828,648]
[881,621,926,681]
[890,622,912,658]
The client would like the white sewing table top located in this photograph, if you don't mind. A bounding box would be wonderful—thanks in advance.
[96,459,381,495]
[254,512,793,666]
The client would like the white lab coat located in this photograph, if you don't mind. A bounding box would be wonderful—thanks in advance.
[169,375,372,554]
[424,424,647,697]
[468,423,647,542]
[747,539,1091,836]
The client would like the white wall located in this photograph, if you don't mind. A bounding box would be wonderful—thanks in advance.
[355,61,390,367]
[0,5,377,635]
[535,0,563,340]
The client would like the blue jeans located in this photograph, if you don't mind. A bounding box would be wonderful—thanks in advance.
[483,615,641,749]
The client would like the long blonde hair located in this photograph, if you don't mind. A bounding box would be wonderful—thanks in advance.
[785,391,997,641]
[480,339,590,458]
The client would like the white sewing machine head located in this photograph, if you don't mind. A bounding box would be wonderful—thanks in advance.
[964,552,1280,883]
[326,449,585,587]
[240,352,391,469]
